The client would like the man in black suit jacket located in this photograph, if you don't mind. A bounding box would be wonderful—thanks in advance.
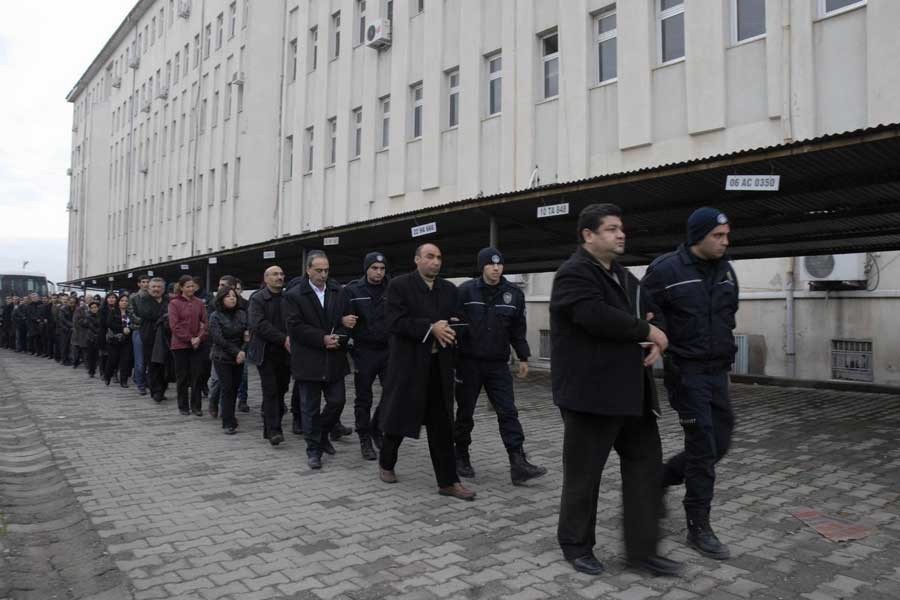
[283,251,352,470]
[550,203,681,578]
[377,243,475,501]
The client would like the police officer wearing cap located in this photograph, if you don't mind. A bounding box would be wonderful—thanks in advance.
[642,206,739,561]
[340,251,390,461]
[454,248,547,485]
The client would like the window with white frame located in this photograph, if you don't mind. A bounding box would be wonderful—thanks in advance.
[447,69,459,128]
[487,54,502,115]
[305,127,314,172]
[352,107,362,158]
[243,0,249,29]
[541,33,559,99]
[411,84,423,139]
[204,24,212,59]
[328,117,337,165]
[595,7,617,83]
[309,27,318,71]
[284,135,293,179]
[289,39,298,81]
[380,96,391,149]
[234,157,241,198]
[733,0,765,43]
[357,0,367,45]
[415,0,424,15]
[332,12,341,59]
[216,13,224,49]
[658,0,684,64]
[229,2,237,38]
[818,0,866,17]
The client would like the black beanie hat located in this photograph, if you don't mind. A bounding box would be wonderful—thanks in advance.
[477,247,504,271]
[687,207,729,246]
[363,251,387,272]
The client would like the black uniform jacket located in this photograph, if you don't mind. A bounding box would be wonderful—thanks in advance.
[642,244,738,368]
[550,246,662,417]
[379,272,464,439]
[283,276,350,382]
[340,276,390,350]
[457,276,530,362]
[246,287,288,367]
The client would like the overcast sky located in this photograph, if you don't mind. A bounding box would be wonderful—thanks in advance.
[0,1,131,283]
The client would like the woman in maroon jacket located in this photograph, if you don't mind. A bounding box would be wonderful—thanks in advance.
[169,275,208,416]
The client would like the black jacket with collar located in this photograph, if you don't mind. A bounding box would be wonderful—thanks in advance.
[550,246,661,417]
[209,308,249,364]
[340,276,390,349]
[283,276,350,382]
[246,286,288,366]
[642,244,738,368]
[457,275,530,362]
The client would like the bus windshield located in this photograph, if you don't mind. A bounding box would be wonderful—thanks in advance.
[0,275,49,297]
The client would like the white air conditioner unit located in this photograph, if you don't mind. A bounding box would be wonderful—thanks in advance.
[141,99,152,113]
[802,254,867,282]
[178,0,192,18]
[230,71,245,85]
[111,75,122,88]
[365,19,392,50]
[66,168,72,176]
[157,85,169,100]
[128,53,140,69]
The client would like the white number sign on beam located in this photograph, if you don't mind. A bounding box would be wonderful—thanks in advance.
[323,236,340,246]
[411,222,437,238]
[208,257,218,264]
[263,251,276,259]
[180,264,190,270]
[725,175,780,191]
[537,203,570,218]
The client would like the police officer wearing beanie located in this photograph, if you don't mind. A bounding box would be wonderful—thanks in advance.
[340,251,390,460]
[454,248,547,485]
[642,206,738,561]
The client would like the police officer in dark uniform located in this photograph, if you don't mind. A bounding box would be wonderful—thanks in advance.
[340,251,390,461]
[454,248,547,485]
[642,207,738,561]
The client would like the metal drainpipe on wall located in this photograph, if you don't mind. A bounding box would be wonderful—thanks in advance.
[125,27,138,272]
[190,0,209,257]
[781,0,793,142]
[785,256,797,378]
[273,0,289,238]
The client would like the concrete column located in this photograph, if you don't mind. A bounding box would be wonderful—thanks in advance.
[514,0,536,187]
[764,0,783,119]
[866,1,900,127]
[387,0,411,198]
[617,0,652,149]
[557,0,589,181]
[498,0,517,192]
[685,0,726,135]
[421,0,443,191]
[788,0,815,140]
[456,0,482,199]
[332,0,357,225]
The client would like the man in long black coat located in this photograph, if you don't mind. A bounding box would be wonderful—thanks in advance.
[377,243,475,501]
[550,203,681,577]
[283,251,351,470]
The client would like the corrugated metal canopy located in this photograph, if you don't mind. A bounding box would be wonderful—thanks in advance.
[67,123,900,291]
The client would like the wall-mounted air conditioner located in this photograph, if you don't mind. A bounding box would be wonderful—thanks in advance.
[141,99,152,113]
[801,254,866,282]
[230,71,245,85]
[366,19,392,50]
[128,53,140,69]
[111,76,122,88]
[178,0,192,19]
[157,85,169,100]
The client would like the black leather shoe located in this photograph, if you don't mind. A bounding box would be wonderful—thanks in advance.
[456,453,475,479]
[688,527,731,560]
[224,427,237,435]
[307,453,322,470]
[292,424,304,435]
[360,437,377,461]
[330,423,353,441]
[237,401,250,413]
[138,387,148,396]
[269,432,284,446]
[569,554,604,576]
[509,450,547,485]
[320,439,336,456]
[179,409,191,416]
[627,555,684,577]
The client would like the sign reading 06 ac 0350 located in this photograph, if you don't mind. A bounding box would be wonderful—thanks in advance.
[725,175,780,191]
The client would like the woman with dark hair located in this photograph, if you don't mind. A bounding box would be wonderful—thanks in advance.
[98,292,118,379]
[81,300,103,378]
[209,286,249,434]
[169,275,208,416]
[105,295,134,387]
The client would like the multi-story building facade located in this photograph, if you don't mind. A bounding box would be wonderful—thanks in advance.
[68,0,900,383]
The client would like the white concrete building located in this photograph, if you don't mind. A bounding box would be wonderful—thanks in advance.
[67,0,900,383]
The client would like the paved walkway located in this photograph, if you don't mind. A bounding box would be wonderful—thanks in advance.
[1,349,899,600]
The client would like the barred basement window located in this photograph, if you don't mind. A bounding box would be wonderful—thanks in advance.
[831,339,873,382]
[539,329,551,360]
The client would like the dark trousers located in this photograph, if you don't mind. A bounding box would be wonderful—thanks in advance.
[58,330,71,363]
[352,347,388,437]
[214,361,242,429]
[16,323,27,351]
[257,355,291,437]
[143,335,167,399]
[105,340,133,383]
[379,357,459,488]
[43,330,55,357]
[28,334,41,354]
[84,343,100,375]
[454,358,525,453]
[291,379,302,431]
[662,371,734,516]
[299,379,346,455]
[173,347,205,412]
[557,408,662,561]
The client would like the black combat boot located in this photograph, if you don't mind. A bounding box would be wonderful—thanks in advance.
[687,510,730,560]
[509,449,547,485]
[359,435,377,461]
[330,422,353,441]
[455,448,475,479]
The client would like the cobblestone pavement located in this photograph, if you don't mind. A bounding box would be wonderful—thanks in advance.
[1,348,899,600]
